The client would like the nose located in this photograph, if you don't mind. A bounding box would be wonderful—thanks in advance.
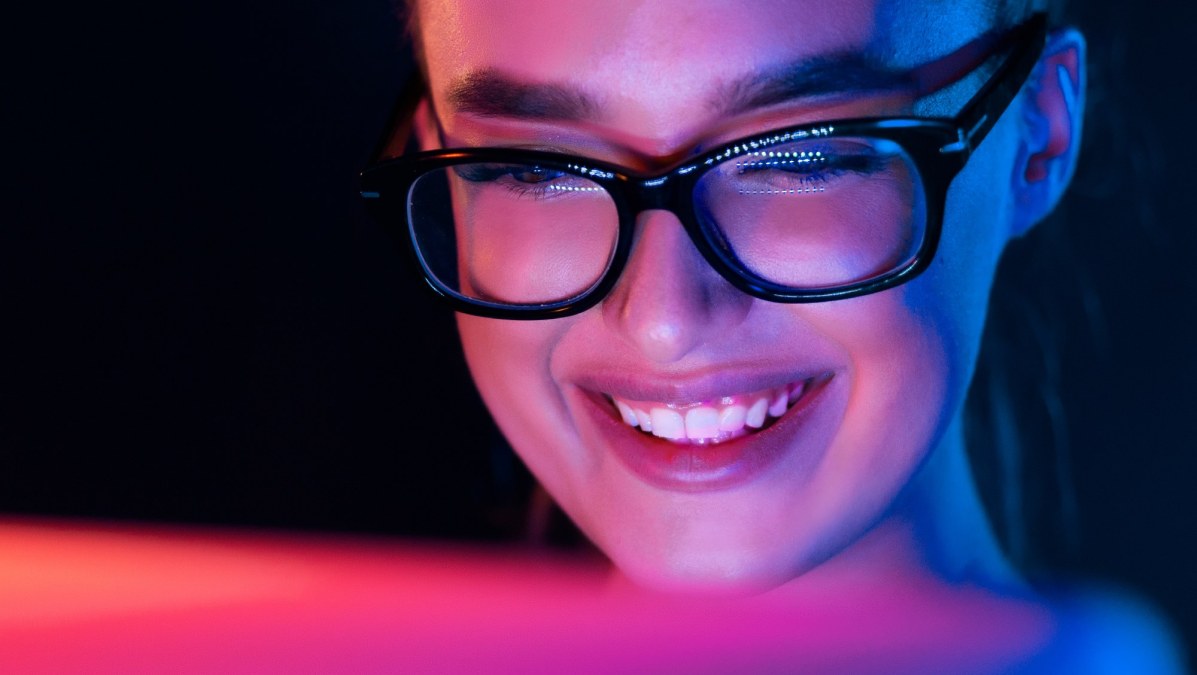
[601,210,752,364]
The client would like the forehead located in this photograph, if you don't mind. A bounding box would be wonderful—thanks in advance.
[417,0,997,78]
[416,0,997,152]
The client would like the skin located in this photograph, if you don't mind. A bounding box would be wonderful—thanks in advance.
[410,0,1085,595]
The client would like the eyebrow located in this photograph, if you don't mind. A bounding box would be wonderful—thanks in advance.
[719,54,913,115]
[446,68,601,120]
[443,55,920,123]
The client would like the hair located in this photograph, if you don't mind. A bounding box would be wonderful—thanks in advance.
[966,0,1082,575]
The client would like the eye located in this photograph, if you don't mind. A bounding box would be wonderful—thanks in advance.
[736,149,885,179]
[453,163,567,186]
[450,162,604,201]
[511,167,565,184]
[454,161,562,183]
[720,141,895,197]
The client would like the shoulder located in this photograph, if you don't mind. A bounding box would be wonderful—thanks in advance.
[1024,580,1189,675]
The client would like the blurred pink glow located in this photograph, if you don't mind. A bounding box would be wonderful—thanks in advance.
[0,518,1061,673]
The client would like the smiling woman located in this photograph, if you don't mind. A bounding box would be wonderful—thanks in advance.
[358,0,1185,670]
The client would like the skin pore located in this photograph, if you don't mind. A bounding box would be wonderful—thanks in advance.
[409,0,1083,596]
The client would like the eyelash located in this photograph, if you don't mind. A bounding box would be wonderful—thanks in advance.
[733,151,886,186]
[453,146,888,202]
[455,165,585,201]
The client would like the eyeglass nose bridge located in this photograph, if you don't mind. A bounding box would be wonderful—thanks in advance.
[618,168,711,239]
[623,172,681,212]
[609,168,759,298]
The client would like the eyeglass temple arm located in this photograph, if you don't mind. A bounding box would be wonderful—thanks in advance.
[935,13,1049,157]
[368,69,429,165]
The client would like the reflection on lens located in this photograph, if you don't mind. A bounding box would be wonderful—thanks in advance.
[694,137,927,290]
[408,163,619,306]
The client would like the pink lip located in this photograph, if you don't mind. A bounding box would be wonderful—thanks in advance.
[572,372,834,493]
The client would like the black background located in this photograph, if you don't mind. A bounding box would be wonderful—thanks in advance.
[5,0,1195,659]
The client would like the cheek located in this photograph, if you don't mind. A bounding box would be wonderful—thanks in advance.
[820,162,1015,499]
[908,117,1022,390]
[456,315,554,421]
[816,292,955,488]
[455,315,587,490]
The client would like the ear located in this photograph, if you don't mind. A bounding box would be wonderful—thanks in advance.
[1010,28,1086,237]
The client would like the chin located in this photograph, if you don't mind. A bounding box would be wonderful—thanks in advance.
[619,561,797,597]
[596,530,813,596]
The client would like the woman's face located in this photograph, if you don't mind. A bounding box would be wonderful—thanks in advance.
[416,0,1023,590]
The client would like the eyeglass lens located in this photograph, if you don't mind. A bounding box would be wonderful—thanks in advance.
[409,164,619,305]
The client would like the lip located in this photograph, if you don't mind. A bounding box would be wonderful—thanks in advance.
[571,371,835,493]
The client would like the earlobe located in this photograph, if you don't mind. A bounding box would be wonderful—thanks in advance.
[1011,28,1086,237]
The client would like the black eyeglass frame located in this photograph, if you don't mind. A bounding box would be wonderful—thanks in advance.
[360,14,1049,320]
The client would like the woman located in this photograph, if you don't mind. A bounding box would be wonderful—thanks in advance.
[362,0,1184,669]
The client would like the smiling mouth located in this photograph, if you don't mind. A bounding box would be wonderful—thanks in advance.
[607,377,823,446]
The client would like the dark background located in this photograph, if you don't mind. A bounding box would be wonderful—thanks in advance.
[5,0,1195,659]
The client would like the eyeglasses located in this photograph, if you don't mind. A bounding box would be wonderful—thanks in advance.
[361,14,1048,320]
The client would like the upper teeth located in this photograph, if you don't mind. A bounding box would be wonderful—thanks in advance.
[610,382,805,445]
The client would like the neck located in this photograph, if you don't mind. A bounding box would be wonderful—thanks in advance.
[784,414,1023,598]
